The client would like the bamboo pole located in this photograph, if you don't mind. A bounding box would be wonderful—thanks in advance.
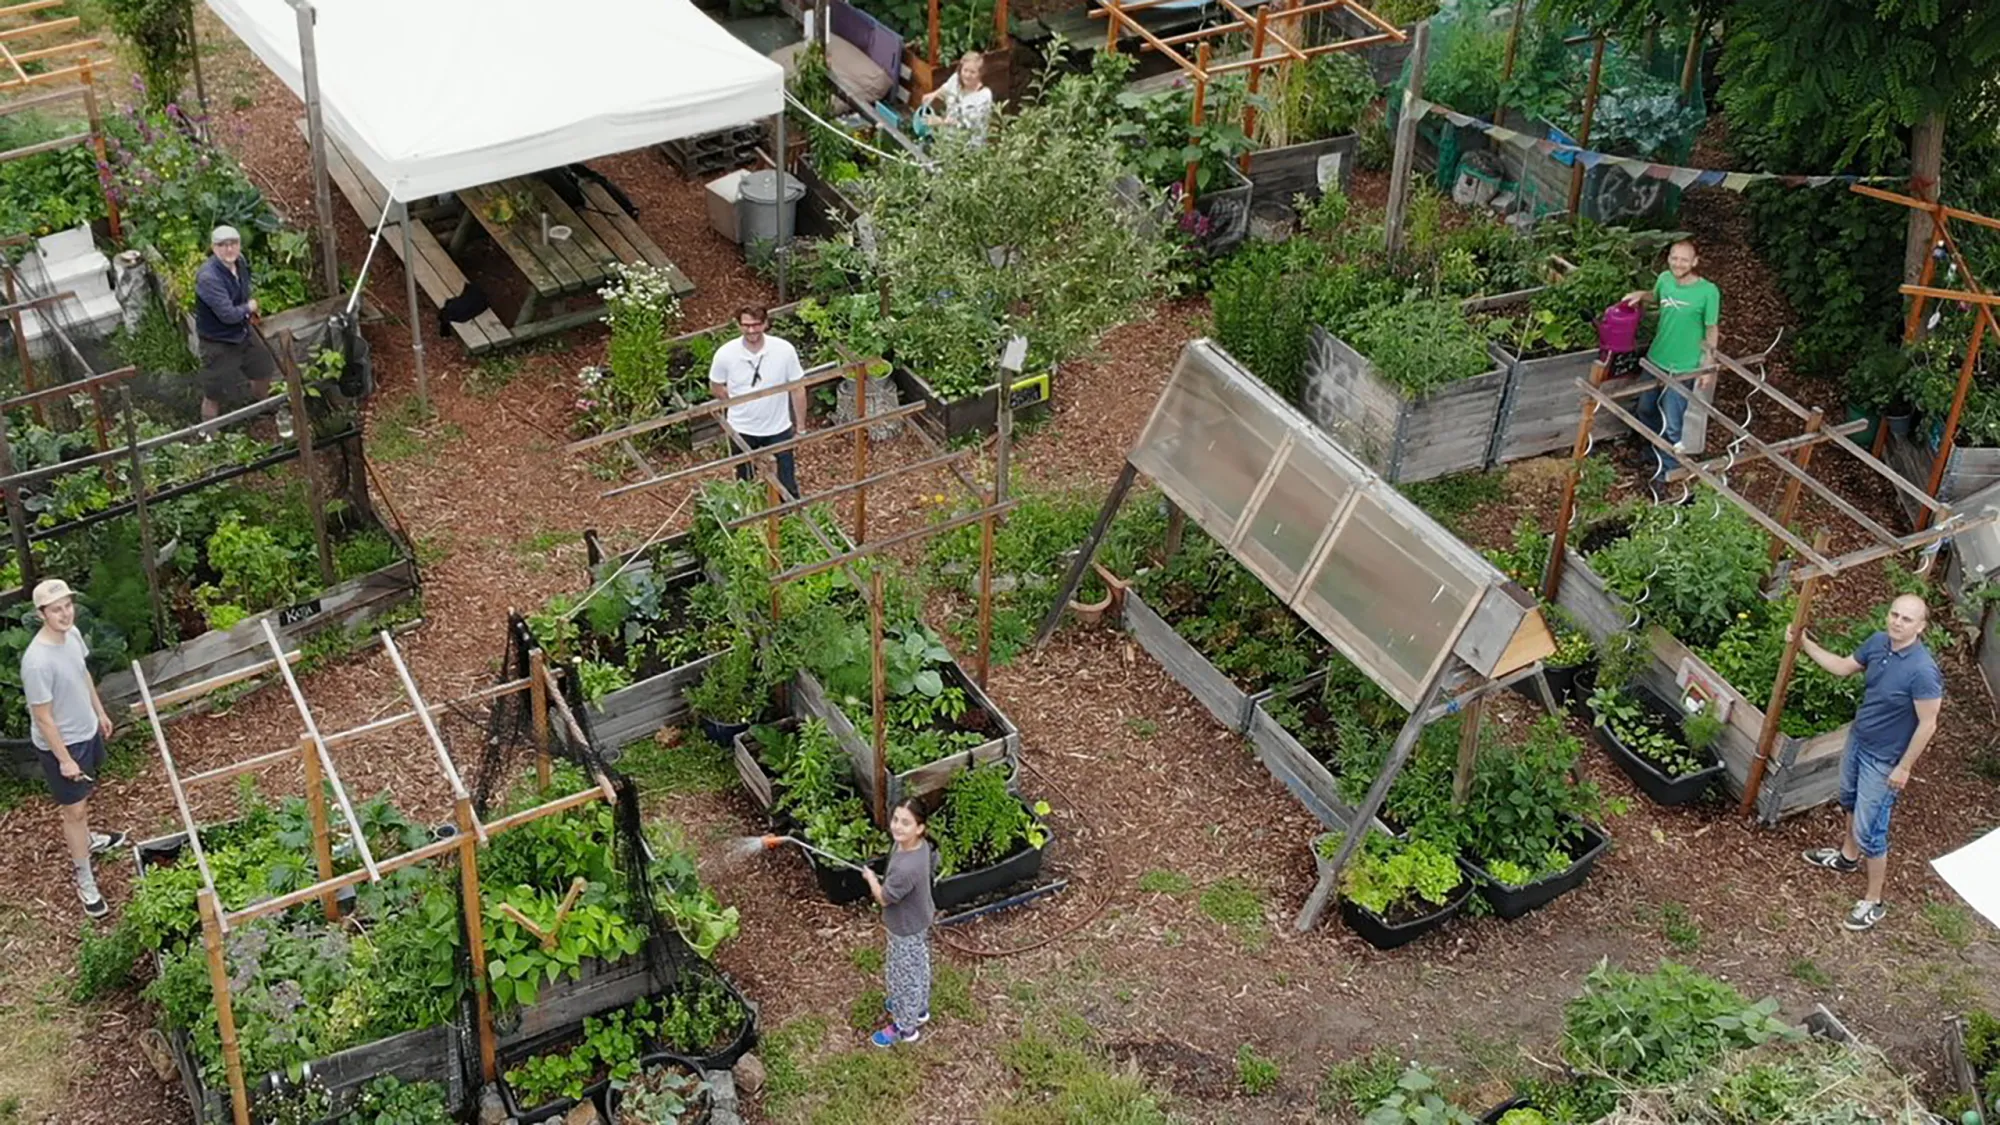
[766,480,783,623]
[571,363,854,452]
[1541,358,1610,601]
[529,648,550,789]
[78,59,117,237]
[320,676,530,747]
[1768,409,1823,566]
[1566,35,1607,216]
[1240,8,1271,166]
[1739,530,1830,818]
[300,736,338,921]
[456,796,497,1083]
[870,569,888,825]
[1033,463,1139,650]
[133,664,217,896]
[199,888,253,1125]
[1181,43,1211,213]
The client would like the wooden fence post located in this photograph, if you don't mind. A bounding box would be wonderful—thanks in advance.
[199,888,253,1125]
[1383,20,1431,256]
[456,796,498,1083]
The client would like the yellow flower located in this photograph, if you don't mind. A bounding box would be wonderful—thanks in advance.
[934,493,947,503]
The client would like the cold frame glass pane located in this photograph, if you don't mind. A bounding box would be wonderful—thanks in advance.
[1238,440,1352,595]
[1131,349,1288,538]
[1302,493,1482,705]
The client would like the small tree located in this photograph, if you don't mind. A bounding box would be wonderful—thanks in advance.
[858,70,1176,384]
[103,0,197,111]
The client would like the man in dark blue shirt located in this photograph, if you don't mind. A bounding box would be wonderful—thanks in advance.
[193,225,277,423]
[1793,594,1944,931]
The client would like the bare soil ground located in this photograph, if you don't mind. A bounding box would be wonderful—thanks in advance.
[2,24,1995,1125]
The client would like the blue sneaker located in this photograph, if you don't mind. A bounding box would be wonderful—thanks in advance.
[870,1024,920,1047]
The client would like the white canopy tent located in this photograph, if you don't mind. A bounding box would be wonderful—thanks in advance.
[202,0,784,399]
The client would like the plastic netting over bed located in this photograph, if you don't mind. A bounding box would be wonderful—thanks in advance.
[1129,340,1548,706]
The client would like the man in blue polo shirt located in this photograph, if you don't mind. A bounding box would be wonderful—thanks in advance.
[1791,594,1943,931]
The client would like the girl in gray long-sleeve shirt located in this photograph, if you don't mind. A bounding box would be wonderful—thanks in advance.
[861,799,938,1047]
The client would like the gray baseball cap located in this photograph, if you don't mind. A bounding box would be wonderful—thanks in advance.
[211,225,241,245]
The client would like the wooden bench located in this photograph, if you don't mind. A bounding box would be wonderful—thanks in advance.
[295,120,514,354]
[576,180,695,296]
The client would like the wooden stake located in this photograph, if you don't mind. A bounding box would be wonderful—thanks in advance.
[295,0,340,296]
[870,569,888,825]
[1105,0,1119,52]
[1920,310,1992,529]
[529,648,551,789]
[1183,43,1210,214]
[1541,357,1610,602]
[280,339,337,585]
[1566,35,1607,216]
[1383,20,1430,256]
[1678,17,1703,99]
[854,363,869,542]
[1739,530,1830,819]
[1451,696,1482,806]
[1493,0,1525,121]
[975,511,996,685]
[927,0,940,67]
[1903,214,1945,344]
[299,736,338,920]
[78,59,117,237]
[199,888,253,1125]
[1164,501,1185,559]
[1240,8,1271,167]
[1033,462,1139,650]
[455,796,498,1083]
[1768,409,1822,565]
[766,480,783,622]
[0,413,32,588]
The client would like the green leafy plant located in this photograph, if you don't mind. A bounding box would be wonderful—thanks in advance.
[1588,492,1770,648]
[338,1076,454,1125]
[576,262,685,433]
[931,763,1049,877]
[72,920,143,1002]
[1137,525,1330,694]
[1360,1063,1479,1125]
[1588,684,1710,779]
[1561,960,1802,1086]
[1347,297,1495,398]
[773,720,891,866]
[655,970,750,1057]
[102,0,196,110]
[1236,1044,1281,1096]
[616,1060,708,1125]
[1316,831,1464,918]
[504,1000,661,1107]
[683,638,763,724]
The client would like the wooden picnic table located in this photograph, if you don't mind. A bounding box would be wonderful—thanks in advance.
[453,177,620,327]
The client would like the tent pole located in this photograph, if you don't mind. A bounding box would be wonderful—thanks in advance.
[293,0,340,297]
[1032,462,1138,651]
[775,112,790,305]
[401,201,429,408]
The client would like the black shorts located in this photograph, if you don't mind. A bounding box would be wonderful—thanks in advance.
[38,732,104,806]
[198,335,277,405]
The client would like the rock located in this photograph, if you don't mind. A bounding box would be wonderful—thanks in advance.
[732,1052,766,1096]
[709,1069,740,1108]
[478,1088,509,1125]
[562,1100,603,1125]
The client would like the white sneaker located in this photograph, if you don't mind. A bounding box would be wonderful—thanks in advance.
[1670,440,1687,454]
[77,873,108,919]
[89,830,129,854]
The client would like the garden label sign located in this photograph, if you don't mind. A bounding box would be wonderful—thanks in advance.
[1675,657,1734,725]
[277,598,324,628]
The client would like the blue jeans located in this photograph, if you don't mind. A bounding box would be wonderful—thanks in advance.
[1635,386,1690,477]
[736,426,799,499]
[1838,734,1900,859]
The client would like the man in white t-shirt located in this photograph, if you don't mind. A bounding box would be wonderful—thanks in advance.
[709,305,808,498]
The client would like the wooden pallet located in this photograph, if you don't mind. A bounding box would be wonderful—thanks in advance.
[295,120,514,353]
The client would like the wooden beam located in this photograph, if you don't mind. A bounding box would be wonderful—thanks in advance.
[261,618,379,881]
[717,448,975,529]
[199,889,253,1125]
[1899,283,2000,305]
[126,649,302,714]
[321,677,531,748]
[770,499,1019,585]
[0,82,81,117]
[603,403,926,498]
[1664,418,1871,482]
[181,745,303,788]
[133,662,217,898]
[1740,531,1829,816]
[379,632,484,843]
[1852,183,2000,235]
[566,362,858,454]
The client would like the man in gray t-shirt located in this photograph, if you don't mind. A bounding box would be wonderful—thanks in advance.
[22,579,126,918]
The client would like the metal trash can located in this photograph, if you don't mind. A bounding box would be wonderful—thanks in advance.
[736,170,806,246]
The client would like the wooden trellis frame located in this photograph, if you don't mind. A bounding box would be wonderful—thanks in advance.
[1852,184,2000,531]
[569,349,1018,824]
[0,0,107,91]
[135,619,616,1125]
[1542,346,1999,816]
[1092,0,1406,209]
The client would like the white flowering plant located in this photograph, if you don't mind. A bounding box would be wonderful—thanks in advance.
[576,263,685,433]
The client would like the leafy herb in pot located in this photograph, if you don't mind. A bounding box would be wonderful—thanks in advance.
[1587,684,1709,780]
[930,763,1050,877]
[1314,831,1465,921]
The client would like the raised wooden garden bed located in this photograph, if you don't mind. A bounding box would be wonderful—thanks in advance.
[1484,338,1637,465]
[1301,325,1510,483]
[131,832,468,1124]
[1245,134,1357,204]
[1550,547,1848,822]
[789,665,1020,814]
[1122,585,1280,733]
[1884,427,2000,522]
[889,365,1053,440]
[1245,676,1398,833]
[1944,1014,1996,1123]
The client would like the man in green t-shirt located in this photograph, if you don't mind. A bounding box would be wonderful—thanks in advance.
[1622,240,1721,481]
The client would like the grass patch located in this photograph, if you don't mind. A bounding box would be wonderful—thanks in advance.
[1321,1048,1403,1114]
[847,987,887,1032]
[1124,717,1159,739]
[1197,877,1267,948]
[849,946,884,974]
[760,1013,926,1124]
[0,908,84,1120]
[1660,902,1701,953]
[1399,472,1508,532]
[516,528,578,557]
[465,353,523,397]
[933,963,981,1024]
[370,397,463,463]
[619,731,736,796]
[989,1020,1176,1125]
[760,1015,829,1105]
[1922,900,1974,949]
[1236,1045,1280,1095]
[1787,958,1834,989]
[1137,870,1192,895]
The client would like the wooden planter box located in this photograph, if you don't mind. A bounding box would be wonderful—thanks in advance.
[130,832,467,1125]
[1944,1015,1995,1122]
[889,365,1052,440]
[1245,676,1398,834]
[1484,339,1631,465]
[789,664,1021,816]
[1300,326,1508,483]
[1244,134,1357,205]
[1327,6,1415,85]
[1549,547,1848,823]
[1884,426,2000,521]
[732,717,795,812]
[1122,585,1279,734]
[1193,160,1255,255]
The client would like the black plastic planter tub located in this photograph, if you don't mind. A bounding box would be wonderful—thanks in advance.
[1481,1096,1540,1123]
[603,1052,714,1125]
[500,1072,608,1125]
[806,848,887,905]
[1592,685,1725,806]
[1339,878,1475,951]
[1461,821,1611,920]
[935,837,1049,912]
[698,717,752,750]
[1508,660,1597,716]
[662,972,760,1073]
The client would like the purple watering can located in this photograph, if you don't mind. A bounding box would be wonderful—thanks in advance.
[1597,299,1641,356]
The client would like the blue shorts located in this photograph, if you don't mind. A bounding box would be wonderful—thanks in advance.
[1838,735,1900,859]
